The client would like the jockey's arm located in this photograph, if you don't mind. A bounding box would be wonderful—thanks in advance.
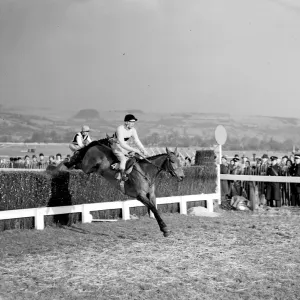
[116,126,137,153]
[86,135,92,144]
[76,135,84,148]
[132,128,147,155]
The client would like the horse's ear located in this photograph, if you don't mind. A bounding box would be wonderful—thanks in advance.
[166,147,170,155]
[106,133,110,139]
[174,147,178,155]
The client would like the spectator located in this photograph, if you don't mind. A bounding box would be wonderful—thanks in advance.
[31,155,39,169]
[281,156,288,168]
[220,156,230,200]
[228,159,235,173]
[24,155,31,168]
[56,153,63,164]
[38,153,47,169]
[48,155,56,166]
[266,156,281,207]
[184,156,192,167]
[229,157,243,198]
[291,153,300,206]
[241,155,248,170]
[281,157,291,205]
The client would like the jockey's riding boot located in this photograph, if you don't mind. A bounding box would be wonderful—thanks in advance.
[114,171,122,180]
[120,170,129,182]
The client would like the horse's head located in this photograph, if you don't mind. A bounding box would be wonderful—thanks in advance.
[165,147,185,181]
[105,133,117,147]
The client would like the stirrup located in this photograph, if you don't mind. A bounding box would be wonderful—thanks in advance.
[115,172,122,180]
[122,174,129,182]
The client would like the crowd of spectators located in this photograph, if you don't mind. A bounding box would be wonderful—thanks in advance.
[0,153,71,169]
[220,153,300,208]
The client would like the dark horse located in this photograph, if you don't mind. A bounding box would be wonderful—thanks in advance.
[52,138,185,237]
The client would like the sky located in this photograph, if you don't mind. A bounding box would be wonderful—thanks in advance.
[1,0,300,117]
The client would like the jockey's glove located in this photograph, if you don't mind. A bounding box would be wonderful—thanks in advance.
[141,150,148,157]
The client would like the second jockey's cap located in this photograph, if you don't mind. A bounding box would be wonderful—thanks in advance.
[81,125,90,132]
[124,114,138,122]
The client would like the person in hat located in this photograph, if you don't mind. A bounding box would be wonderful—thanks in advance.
[290,153,300,206]
[280,155,290,205]
[69,125,92,153]
[111,114,148,181]
[228,157,243,198]
[65,125,93,168]
[220,156,230,200]
[266,156,282,207]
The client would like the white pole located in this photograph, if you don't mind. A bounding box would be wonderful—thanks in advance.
[218,144,222,165]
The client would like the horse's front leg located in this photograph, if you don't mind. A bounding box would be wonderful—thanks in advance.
[148,190,156,219]
[137,193,171,237]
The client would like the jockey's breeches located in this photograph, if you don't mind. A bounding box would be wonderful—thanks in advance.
[111,143,128,170]
[69,143,82,152]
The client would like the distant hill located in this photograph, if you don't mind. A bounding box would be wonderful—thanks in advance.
[73,109,100,120]
[1,105,300,149]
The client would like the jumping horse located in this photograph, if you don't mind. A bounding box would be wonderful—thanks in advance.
[52,138,185,237]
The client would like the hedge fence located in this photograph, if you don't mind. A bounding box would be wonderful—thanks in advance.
[0,150,217,231]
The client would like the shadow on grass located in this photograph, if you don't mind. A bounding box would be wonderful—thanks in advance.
[48,171,73,226]
[62,224,111,237]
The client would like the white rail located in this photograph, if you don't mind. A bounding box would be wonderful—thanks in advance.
[0,194,219,230]
[220,174,300,183]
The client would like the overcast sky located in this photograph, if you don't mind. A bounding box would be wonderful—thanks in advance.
[1,0,300,117]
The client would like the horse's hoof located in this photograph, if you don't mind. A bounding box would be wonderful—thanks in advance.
[162,228,171,237]
[163,230,171,237]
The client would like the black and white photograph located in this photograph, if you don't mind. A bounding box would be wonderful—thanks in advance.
[1,0,300,299]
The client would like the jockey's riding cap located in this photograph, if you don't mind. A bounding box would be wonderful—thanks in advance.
[81,125,90,132]
[124,114,138,122]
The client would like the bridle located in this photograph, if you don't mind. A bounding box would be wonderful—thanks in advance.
[133,153,181,186]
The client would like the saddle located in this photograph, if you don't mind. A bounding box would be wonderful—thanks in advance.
[110,156,137,180]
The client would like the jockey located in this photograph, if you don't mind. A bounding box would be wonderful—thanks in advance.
[69,125,92,153]
[111,114,148,181]
[65,125,92,168]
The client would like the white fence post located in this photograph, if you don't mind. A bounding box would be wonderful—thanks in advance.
[35,208,44,230]
[82,204,90,223]
[206,198,214,212]
[122,201,130,220]
[180,196,187,215]
[216,164,221,205]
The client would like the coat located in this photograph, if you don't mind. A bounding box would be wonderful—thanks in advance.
[292,163,300,194]
[220,163,229,197]
[266,165,281,201]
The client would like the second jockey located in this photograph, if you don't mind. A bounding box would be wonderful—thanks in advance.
[69,125,92,153]
[65,125,92,168]
[111,114,148,181]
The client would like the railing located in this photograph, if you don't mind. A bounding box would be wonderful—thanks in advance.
[220,174,300,183]
[0,194,219,230]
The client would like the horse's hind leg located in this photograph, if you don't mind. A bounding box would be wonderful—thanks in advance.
[137,193,171,237]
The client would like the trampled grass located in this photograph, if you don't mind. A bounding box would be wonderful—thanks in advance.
[1,209,300,300]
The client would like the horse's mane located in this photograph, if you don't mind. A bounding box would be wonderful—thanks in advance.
[75,138,111,162]
[139,153,168,163]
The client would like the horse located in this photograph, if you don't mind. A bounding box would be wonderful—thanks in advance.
[52,138,185,237]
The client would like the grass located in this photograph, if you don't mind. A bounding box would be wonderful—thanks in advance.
[1,208,300,300]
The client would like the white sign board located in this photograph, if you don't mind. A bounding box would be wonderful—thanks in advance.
[215,125,227,145]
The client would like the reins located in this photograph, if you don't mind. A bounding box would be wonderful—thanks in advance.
[132,154,177,187]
